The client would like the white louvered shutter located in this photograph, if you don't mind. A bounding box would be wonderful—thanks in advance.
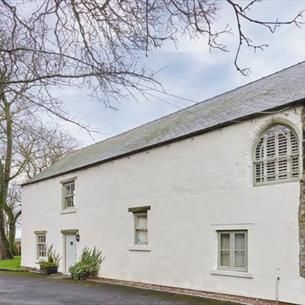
[291,131,299,178]
[255,137,265,183]
[254,125,299,184]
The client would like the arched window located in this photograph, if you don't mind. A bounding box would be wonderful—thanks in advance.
[254,124,299,184]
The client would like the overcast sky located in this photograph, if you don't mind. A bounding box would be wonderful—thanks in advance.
[57,1,305,147]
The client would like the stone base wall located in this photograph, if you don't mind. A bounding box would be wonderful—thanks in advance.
[90,277,296,305]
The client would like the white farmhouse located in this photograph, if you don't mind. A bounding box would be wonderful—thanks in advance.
[22,62,305,305]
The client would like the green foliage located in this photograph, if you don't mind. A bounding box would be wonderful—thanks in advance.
[69,247,104,280]
[68,261,90,280]
[39,245,60,269]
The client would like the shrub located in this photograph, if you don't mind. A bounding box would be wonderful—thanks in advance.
[69,247,104,280]
[68,261,90,280]
[39,245,60,270]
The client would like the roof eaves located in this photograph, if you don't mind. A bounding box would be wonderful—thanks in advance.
[21,99,304,187]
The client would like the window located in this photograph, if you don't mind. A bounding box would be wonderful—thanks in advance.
[128,206,150,247]
[134,212,148,245]
[36,233,46,259]
[62,180,75,208]
[254,124,299,184]
[218,231,247,271]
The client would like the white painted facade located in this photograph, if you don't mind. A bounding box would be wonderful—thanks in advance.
[22,106,305,304]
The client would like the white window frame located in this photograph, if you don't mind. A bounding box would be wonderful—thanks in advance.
[62,180,75,209]
[35,232,47,260]
[253,124,300,186]
[134,212,148,246]
[128,206,150,250]
[217,230,248,272]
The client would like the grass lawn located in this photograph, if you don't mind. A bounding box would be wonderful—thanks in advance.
[0,256,22,270]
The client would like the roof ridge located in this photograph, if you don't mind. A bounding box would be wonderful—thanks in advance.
[196,60,305,106]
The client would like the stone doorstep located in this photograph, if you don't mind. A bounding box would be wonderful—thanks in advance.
[27,268,42,274]
[27,268,69,280]
[87,277,294,305]
[48,273,70,280]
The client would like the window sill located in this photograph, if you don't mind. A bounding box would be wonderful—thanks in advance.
[60,208,76,214]
[210,269,253,279]
[129,245,151,252]
[254,177,299,187]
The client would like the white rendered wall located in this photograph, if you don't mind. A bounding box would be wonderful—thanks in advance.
[22,106,305,304]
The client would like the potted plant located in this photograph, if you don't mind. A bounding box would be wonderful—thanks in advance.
[39,245,60,275]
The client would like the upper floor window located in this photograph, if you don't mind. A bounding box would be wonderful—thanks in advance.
[254,124,299,185]
[62,180,75,208]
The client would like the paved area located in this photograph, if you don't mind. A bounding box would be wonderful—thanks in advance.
[0,272,235,305]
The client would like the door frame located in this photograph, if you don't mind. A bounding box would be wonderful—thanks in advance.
[61,229,79,274]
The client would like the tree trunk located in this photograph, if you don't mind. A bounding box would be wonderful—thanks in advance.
[6,210,21,256]
[0,208,13,259]
[0,161,12,259]
[0,85,14,259]
[8,221,17,256]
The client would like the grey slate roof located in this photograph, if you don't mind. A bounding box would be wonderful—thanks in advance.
[23,61,305,185]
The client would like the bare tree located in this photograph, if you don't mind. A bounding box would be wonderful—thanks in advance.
[14,123,79,180]
[0,16,81,258]
[0,1,303,90]
[4,184,21,255]
[0,119,78,258]
[3,124,77,256]
[0,92,78,258]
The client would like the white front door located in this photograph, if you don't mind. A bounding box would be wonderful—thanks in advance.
[65,234,77,274]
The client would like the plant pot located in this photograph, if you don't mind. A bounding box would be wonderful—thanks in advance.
[41,266,58,275]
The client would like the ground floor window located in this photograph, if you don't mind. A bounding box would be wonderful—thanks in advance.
[128,206,150,247]
[134,212,148,245]
[35,232,47,259]
[218,230,247,271]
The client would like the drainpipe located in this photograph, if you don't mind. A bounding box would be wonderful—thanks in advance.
[275,268,280,305]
